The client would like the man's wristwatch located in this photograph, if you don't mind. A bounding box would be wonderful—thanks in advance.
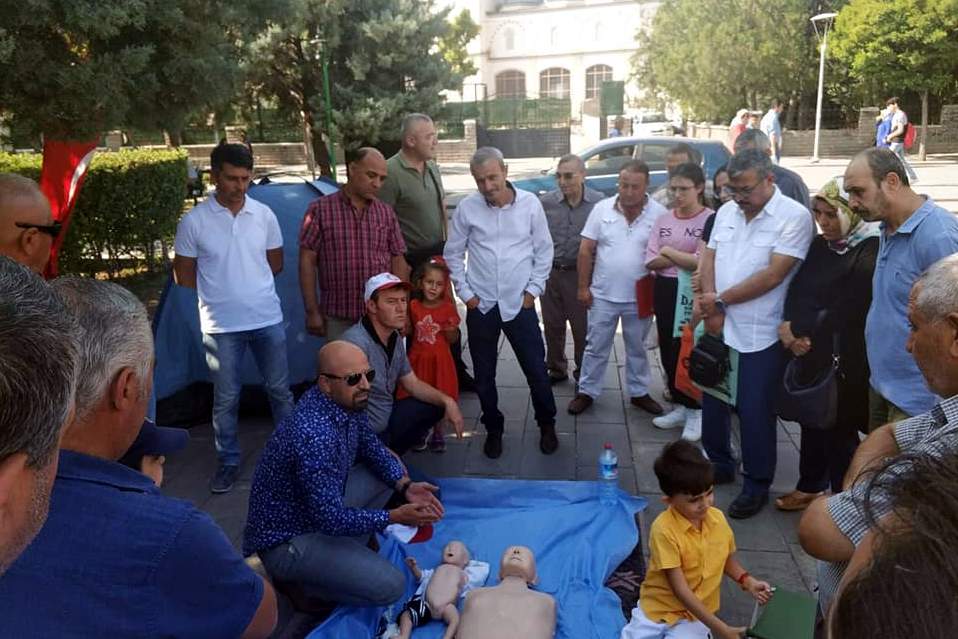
[714,297,727,314]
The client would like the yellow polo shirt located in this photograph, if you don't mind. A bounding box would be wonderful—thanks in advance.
[639,505,736,625]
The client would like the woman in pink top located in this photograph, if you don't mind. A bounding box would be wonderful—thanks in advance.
[645,163,712,440]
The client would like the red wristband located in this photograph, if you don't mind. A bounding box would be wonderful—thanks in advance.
[736,571,750,586]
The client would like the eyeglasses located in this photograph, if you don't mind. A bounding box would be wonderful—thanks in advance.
[556,172,581,180]
[725,181,764,199]
[668,185,695,193]
[320,368,376,386]
[15,221,62,238]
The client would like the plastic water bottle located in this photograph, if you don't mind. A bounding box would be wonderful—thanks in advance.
[599,443,619,506]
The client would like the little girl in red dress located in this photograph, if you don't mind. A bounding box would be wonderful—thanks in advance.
[397,257,460,452]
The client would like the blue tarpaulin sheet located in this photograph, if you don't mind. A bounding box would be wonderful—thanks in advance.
[152,179,338,403]
[309,477,647,639]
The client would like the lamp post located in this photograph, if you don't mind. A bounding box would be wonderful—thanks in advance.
[810,12,837,163]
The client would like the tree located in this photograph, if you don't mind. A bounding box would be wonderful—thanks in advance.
[248,0,471,176]
[632,0,839,123]
[830,0,958,159]
[438,9,479,79]
[0,0,272,143]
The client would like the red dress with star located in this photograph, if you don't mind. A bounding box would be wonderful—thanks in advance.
[397,298,459,401]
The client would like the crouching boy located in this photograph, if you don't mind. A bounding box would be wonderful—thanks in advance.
[622,440,772,639]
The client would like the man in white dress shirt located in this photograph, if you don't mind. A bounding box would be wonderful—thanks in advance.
[567,160,668,417]
[444,147,557,459]
[698,149,814,519]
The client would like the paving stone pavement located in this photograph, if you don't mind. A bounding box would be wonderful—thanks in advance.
[163,317,817,630]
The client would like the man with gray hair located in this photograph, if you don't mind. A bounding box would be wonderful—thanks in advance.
[733,129,810,209]
[380,113,475,391]
[539,154,603,384]
[0,173,57,273]
[843,147,958,430]
[445,147,558,459]
[698,148,814,518]
[0,256,77,575]
[799,252,958,615]
[0,277,278,638]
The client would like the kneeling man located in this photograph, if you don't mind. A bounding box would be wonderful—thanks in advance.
[244,341,444,607]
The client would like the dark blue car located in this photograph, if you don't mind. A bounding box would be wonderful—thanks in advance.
[512,136,731,197]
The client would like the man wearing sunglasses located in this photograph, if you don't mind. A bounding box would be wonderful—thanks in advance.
[0,173,57,273]
[698,149,814,519]
[245,340,444,609]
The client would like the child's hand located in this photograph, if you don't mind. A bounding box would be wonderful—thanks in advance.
[404,557,419,570]
[747,577,774,604]
[717,624,746,639]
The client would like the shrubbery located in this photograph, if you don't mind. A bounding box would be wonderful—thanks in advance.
[0,148,188,277]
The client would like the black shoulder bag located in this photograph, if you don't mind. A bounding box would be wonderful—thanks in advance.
[776,333,840,430]
[688,333,731,389]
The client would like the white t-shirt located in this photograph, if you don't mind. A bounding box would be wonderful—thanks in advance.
[707,187,814,353]
[174,194,284,334]
[581,195,668,303]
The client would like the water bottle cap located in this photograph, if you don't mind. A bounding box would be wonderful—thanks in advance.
[604,442,612,449]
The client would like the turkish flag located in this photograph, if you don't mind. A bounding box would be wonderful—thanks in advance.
[39,139,98,278]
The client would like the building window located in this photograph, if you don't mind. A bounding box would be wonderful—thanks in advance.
[550,27,559,47]
[504,28,515,51]
[539,67,570,99]
[495,70,526,99]
[585,64,614,100]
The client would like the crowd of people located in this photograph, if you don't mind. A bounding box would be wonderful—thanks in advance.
[1,104,957,639]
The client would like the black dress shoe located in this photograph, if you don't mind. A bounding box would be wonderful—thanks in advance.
[630,395,664,415]
[539,423,559,454]
[548,371,569,385]
[728,491,769,519]
[483,432,503,459]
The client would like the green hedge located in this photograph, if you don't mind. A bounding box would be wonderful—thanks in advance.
[0,148,188,277]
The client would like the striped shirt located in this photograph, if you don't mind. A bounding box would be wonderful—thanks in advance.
[299,190,406,321]
[818,394,958,610]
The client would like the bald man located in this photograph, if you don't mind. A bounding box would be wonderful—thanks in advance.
[0,173,56,273]
[244,341,443,608]
[299,147,411,341]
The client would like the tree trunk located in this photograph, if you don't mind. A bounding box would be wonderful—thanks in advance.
[164,130,183,147]
[301,107,333,178]
[918,89,928,161]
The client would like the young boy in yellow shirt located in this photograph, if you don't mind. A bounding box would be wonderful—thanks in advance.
[621,441,773,639]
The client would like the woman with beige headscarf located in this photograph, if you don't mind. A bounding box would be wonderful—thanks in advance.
[774,177,880,511]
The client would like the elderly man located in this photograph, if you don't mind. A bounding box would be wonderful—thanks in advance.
[799,254,958,615]
[539,154,604,384]
[733,129,810,209]
[380,113,475,391]
[444,147,557,459]
[343,273,464,454]
[759,99,784,164]
[173,142,294,494]
[0,173,56,273]
[698,149,814,519]
[844,148,958,429]
[299,147,409,341]
[0,257,78,575]
[0,277,277,638]
[245,340,443,609]
[568,160,668,417]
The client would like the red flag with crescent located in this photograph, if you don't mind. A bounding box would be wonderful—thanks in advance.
[39,139,98,278]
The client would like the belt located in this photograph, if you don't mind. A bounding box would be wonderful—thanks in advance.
[552,262,576,272]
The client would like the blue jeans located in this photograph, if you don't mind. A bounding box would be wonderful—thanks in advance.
[466,305,556,433]
[203,322,294,466]
[889,142,918,181]
[702,342,785,497]
[382,398,443,456]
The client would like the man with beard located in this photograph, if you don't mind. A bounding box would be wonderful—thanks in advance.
[244,340,444,608]
[844,148,958,429]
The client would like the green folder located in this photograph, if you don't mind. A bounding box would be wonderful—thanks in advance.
[746,588,817,639]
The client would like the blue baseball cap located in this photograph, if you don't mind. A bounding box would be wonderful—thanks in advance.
[119,420,189,467]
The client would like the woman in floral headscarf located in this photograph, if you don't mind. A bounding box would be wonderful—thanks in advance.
[774,177,881,511]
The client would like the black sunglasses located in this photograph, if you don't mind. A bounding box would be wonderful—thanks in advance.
[15,221,62,238]
[320,368,376,386]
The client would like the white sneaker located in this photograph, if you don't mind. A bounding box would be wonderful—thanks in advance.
[653,406,686,429]
[681,409,702,442]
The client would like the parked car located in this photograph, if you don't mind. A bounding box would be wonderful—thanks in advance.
[512,136,731,197]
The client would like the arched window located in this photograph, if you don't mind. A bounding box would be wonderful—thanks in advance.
[504,28,515,51]
[539,67,571,99]
[585,64,614,100]
[495,70,526,99]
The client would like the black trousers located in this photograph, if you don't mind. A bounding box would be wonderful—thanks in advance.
[652,275,699,409]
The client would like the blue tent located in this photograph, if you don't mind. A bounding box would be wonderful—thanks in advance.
[152,178,338,425]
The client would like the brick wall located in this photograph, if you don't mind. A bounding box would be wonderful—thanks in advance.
[434,119,478,164]
[686,105,958,157]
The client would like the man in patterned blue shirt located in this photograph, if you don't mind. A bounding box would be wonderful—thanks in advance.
[244,340,443,608]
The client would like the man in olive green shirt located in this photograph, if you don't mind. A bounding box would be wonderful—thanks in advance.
[380,113,475,392]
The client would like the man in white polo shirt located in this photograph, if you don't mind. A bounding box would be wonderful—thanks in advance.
[173,143,294,494]
[699,148,814,519]
[568,160,668,417]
